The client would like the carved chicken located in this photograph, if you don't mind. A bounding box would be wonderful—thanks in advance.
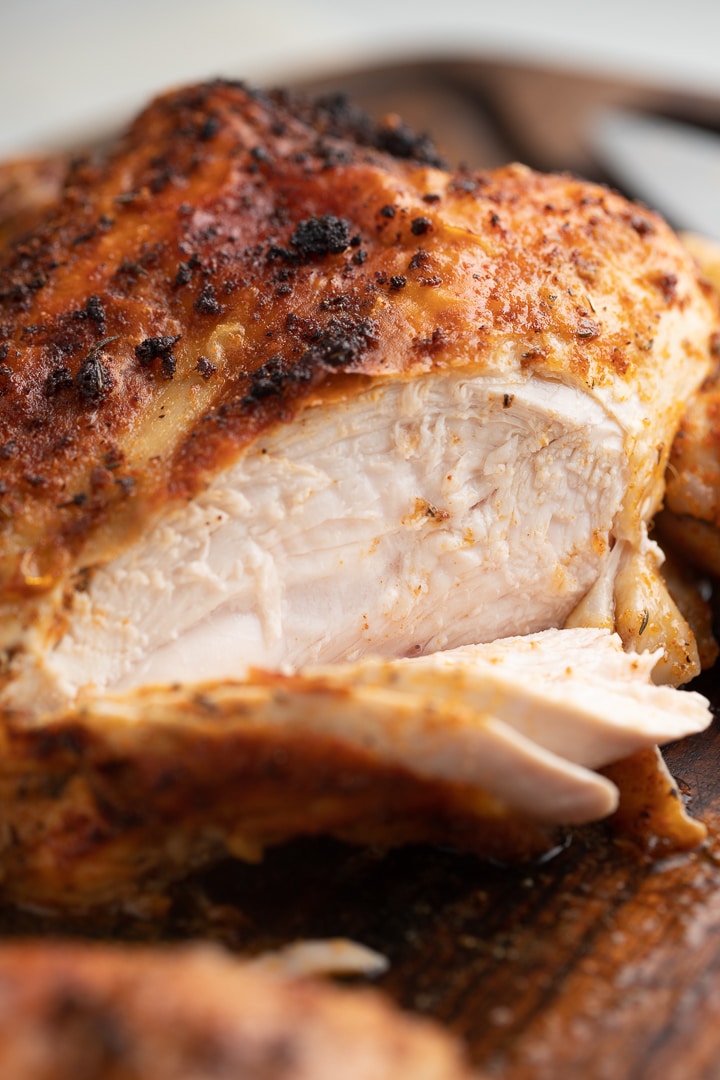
[0,81,717,910]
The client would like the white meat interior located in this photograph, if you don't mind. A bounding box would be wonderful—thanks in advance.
[22,371,627,707]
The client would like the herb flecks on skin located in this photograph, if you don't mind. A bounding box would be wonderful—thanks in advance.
[76,336,119,406]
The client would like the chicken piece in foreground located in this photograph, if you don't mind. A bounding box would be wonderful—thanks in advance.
[0,82,716,909]
[0,941,480,1080]
[0,629,708,913]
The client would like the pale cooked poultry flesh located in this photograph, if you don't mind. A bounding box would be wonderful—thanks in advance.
[0,941,480,1080]
[0,81,717,910]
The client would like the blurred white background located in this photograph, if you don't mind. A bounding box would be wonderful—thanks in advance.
[1,0,720,155]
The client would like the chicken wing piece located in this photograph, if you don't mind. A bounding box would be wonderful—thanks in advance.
[0,941,480,1080]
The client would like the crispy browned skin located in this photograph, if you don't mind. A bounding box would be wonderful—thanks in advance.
[0,942,480,1079]
[0,671,704,915]
[0,79,714,655]
[661,364,720,576]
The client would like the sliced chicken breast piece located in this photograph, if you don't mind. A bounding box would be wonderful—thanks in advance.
[311,627,712,769]
[17,374,628,709]
[0,627,707,912]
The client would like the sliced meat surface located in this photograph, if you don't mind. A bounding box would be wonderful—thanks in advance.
[12,373,627,710]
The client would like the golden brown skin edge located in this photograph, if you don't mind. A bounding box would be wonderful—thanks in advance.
[660,371,720,577]
[0,941,480,1080]
[0,678,555,913]
[0,79,715,657]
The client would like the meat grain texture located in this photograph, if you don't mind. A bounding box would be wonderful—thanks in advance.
[0,80,717,912]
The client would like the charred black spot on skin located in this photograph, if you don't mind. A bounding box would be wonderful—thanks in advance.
[242,355,313,407]
[73,295,107,334]
[195,356,217,379]
[45,366,74,397]
[175,252,202,288]
[289,216,352,259]
[302,315,378,371]
[194,284,224,315]
[410,217,432,236]
[372,119,445,168]
[198,114,222,142]
[135,335,182,380]
[76,338,118,406]
[241,315,378,410]
[262,87,445,168]
[409,249,430,272]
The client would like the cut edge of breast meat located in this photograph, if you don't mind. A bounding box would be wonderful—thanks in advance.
[11,370,630,711]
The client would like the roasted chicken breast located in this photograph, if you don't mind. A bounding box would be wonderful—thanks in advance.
[0,81,716,909]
